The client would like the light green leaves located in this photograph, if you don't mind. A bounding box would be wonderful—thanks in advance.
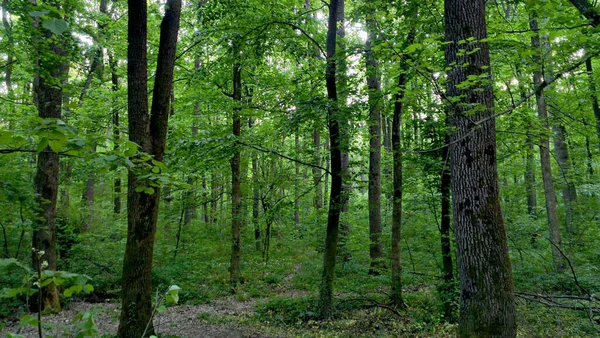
[166,285,181,304]
[42,18,69,35]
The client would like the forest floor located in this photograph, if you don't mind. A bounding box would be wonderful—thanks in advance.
[0,295,276,338]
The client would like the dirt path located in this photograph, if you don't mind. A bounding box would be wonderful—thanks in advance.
[0,296,280,338]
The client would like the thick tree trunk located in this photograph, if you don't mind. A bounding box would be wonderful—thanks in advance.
[365,12,385,274]
[31,1,67,313]
[229,43,243,286]
[444,0,516,335]
[117,1,181,337]
[317,0,343,319]
[529,16,566,274]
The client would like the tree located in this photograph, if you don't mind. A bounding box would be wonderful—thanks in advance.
[117,0,181,336]
[365,3,385,275]
[444,0,516,335]
[317,0,344,318]
[31,0,68,313]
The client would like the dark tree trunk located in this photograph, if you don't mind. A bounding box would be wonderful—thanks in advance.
[108,52,121,215]
[390,21,416,307]
[117,1,181,337]
[585,58,600,153]
[529,16,566,273]
[552,124,577,235]
[81,145,96,232]
[312,128,323,209]
[230,43,243,286]
[439,133,455,320]
[365,11,385,274]
[444,0,516,335]
[295,135,301,229]
[317,0,343,319]
[31,0,67,313]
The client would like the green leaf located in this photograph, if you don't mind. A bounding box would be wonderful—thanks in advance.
[135,186,146,193]
[42,18,69,35]
[37,138,49,153]
[166,285,181,304]
[29,10,50,17]
[0,131,13,144]
[48,140,64,153]
[20,314,38,327]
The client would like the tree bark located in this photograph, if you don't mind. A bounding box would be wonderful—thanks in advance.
[229,42,243,286]
[312,128,323,209]
[439,133,455,319]
[108,52,121,215]
[317,0,343,319]
[117,1,181,337]
[31,0,67,313]
[529,16,566,273]
[585,58,600,153]
[444,0,516,335]
[365,10,385,274]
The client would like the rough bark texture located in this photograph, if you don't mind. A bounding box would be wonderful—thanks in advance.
[444,0,517,335]
[31,0,67,313]
[117,1,181,337]
[230,44,243,286]
[365,12,385,274]
[317,0,342,319]
[585,58,600,153]
[529,16,566,274]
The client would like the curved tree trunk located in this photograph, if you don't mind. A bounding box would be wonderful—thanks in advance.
[444,0,516,335]
[317,0,343,319]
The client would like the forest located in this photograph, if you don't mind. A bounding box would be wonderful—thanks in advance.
[2,0,600,336]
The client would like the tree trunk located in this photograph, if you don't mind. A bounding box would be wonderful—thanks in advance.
[529,16,566,274]
[31,0,67,313]
[440,133,455,320]
[585,58,600,153]
[108,52,121,215]
[117,1,181,337]
[525,131,537,217]
[444,0,516,335]
[365,10,385,274]
[229,42,243,286]
[81,145,96,232]
[317,0,343,319]
[390,20,416,307]
[552,123,577,235]
[312,128,323,209]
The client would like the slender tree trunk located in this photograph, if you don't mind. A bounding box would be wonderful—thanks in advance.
[117,1,181,337]
[390,19,416,307]
[31,0,67,313]
[2,0,13,100]
[445,0,516,335]
[552,123,577,235]
[312,128,323,209]
[229,42,243,286]
[108,52,121,215]
[439,133,455,319]
[295,135,300,229]
[365,10,385,274]
[585,58,600,153]
[529,16,566,273]
[317,0,343,318]
[81,145,96,232]
[525,131,537,217]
